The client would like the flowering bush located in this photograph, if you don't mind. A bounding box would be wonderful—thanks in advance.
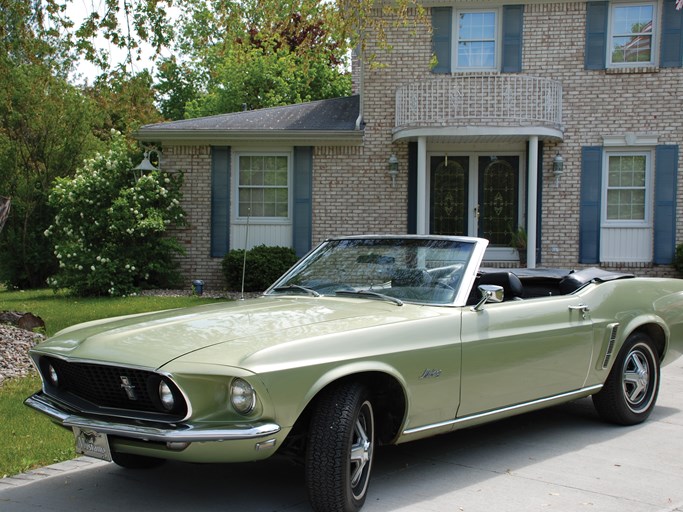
[45,134,186,296]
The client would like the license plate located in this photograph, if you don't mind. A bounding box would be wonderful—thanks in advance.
[73,427,112,462]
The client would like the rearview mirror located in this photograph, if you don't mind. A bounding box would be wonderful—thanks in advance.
[472,284,504,311]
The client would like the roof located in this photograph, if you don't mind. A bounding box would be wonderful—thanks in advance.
[136,95,363,145]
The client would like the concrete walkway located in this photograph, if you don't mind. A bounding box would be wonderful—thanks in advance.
[2,363,682,511]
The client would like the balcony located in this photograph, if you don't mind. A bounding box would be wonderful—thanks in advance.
[394,74,563,141]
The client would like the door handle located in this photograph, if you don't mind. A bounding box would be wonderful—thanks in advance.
[569,304,590,319]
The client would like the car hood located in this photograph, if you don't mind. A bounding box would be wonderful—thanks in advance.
[32,297,444,369]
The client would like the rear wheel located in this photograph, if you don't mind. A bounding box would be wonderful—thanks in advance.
[592,332,660,425]
[306,382,375,512]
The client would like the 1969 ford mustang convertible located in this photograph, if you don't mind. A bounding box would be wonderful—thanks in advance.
[26,235,683,512]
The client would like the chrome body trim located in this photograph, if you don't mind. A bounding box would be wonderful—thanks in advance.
[403,384,603,436]
[25,392,280,443]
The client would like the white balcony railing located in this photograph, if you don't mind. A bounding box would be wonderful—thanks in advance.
[395,74,563,131]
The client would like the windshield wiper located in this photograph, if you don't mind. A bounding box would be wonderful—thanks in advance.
[335,290,404,306]
[271,284,321,297]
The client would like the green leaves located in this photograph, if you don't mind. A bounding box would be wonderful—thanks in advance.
[46,133,186,296]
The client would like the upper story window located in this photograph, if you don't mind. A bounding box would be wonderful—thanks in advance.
[608,3,656,67]
[583,0,683,71]
[237,154,290,219]
[432,6,523,74]
[455,11,499,70]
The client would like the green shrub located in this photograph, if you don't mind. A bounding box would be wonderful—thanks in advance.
[45,133,186,296]
[222,245,299,292]
[675,244,683,275]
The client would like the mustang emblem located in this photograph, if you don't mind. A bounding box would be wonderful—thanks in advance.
[120,376,138,401]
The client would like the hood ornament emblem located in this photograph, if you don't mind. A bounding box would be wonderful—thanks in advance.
[120,376,138,401]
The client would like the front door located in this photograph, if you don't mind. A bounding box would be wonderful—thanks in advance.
[429,155,522,246]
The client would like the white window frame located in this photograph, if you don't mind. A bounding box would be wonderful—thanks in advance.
[451,8,501,72]
[607,1,658,68]
[234,151,293,224]
[601,150,653,228]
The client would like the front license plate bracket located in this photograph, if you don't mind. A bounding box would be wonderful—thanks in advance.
[73,426,113,462]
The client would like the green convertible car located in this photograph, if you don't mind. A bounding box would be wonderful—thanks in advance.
[26,235,683,512]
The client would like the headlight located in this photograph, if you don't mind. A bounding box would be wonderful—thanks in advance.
[159,381,175,411]
[230,378,256,414]
[48,364,59,386]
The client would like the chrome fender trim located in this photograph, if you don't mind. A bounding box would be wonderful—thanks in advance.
[403,384,603,436]
[25,392,281,443]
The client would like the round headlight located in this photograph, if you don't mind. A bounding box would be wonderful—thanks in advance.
[47,364,59,387]
[158,381,175,411]
[230,378,256,415]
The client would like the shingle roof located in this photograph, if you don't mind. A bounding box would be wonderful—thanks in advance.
[136,95,362,144]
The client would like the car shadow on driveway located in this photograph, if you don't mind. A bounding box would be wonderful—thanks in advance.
[2,390,682,512]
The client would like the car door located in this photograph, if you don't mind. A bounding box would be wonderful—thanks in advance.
[457,295,594,417]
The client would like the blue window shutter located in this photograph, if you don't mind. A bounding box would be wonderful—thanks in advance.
[502,5,524,73]
[579,147,603,263]
[654,145,679,264]
[432,7,452,74]
[292,147,313,258]
[407,142,418,234]
[210,147,231,258]
[661,0,683,68]
[585,2,608,70]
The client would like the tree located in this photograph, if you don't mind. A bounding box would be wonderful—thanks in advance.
[86,67,164,138]
[161,0,354,117]
[46,133,186,296]
[0,62,102,288]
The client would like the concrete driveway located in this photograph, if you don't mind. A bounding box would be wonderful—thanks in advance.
[2,363,682,512]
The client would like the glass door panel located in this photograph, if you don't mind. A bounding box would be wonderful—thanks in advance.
[430,156,469,236]
[478,156,519,245]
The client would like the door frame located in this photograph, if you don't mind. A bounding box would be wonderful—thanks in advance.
[425,149,527,257]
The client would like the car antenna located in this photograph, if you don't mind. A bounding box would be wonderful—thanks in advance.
[240,207,251,300]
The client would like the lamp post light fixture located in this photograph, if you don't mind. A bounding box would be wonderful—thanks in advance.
[388,154,399,188]
[552,152,564,187]
[132,148,161,181]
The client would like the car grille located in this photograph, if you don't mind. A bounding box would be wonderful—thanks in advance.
[39,356,187,420]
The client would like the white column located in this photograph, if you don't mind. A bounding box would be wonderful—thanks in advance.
[527,136,538,268]
[416,136,427,234]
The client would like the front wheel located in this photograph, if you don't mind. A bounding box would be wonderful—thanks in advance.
[592,332,660,425]
[306,382,375,512]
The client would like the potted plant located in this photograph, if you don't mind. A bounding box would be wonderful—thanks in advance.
[509,225,527,266]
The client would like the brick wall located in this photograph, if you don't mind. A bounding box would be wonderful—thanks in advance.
[163,2,683,288]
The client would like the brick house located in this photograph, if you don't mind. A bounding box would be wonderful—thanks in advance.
[137,0,683,290]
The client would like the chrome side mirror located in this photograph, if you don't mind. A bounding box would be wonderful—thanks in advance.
[472,284,504,311]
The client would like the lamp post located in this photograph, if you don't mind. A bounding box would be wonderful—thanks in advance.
[132,149,160,181]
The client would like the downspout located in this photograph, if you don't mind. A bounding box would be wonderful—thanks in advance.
[354,45,364,130]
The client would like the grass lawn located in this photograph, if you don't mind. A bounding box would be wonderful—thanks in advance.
[0,288,226,478]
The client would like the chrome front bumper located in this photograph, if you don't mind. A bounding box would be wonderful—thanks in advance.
[25,391,281,443]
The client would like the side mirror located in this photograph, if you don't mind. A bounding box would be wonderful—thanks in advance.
[472,284,504,311]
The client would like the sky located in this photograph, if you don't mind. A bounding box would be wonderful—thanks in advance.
[66,0,177,84]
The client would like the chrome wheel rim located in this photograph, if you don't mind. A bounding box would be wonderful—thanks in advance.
[622,345,655,412]
[349,400,374,500]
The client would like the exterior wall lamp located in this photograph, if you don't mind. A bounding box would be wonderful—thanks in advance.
[553,152,564,187]
[388,154,399,187]
[132,148,161,181]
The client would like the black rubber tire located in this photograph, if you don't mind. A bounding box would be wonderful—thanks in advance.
[592,332,660,425]
[111,451,166,469]
[305,382,375,512]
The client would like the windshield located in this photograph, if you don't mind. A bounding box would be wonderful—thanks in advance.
[267,237,478,305]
